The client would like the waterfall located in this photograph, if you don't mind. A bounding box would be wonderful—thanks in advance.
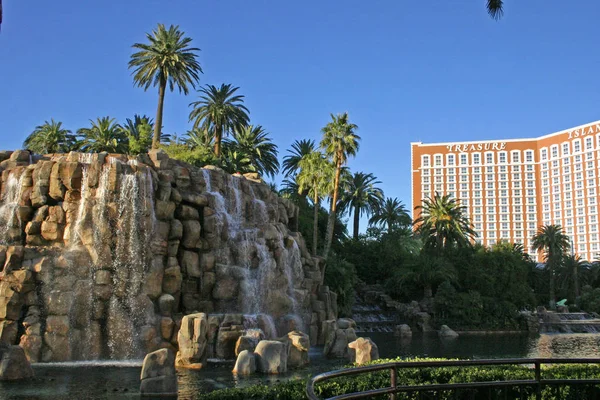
[0,171,26,245]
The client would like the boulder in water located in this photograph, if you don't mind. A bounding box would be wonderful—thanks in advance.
[394,324,412,339]
[438,325,459,339]
[176,313,208,368]
[140,348,177,397]
[232,350,256,376]
[348,337,379,365]
[254,340,288,374]
[0,345,34,380]
[285,330,310,368]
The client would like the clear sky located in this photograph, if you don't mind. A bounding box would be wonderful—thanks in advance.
[2,1,600,231]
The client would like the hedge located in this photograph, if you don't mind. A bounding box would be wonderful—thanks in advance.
[195,357,600,400]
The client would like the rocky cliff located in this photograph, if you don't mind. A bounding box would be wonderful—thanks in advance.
[0,149,337,362]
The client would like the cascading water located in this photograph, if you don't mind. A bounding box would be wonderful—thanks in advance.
[201,168,305,332]
[0,172,26,244]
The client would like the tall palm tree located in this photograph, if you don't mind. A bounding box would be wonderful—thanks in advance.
[188,84,249,158]
[296,151,335,256]
[487,0,504,20]
[224,125,279,178]
[320,112,360,258]
[414,192,476,253]
[531,224,571,310]
[281,139,317,178]
[400,254,456,299]
[77,117,127,153]
[369,197,412,232]
[558,254,588,302]
[23,119,77,154]
[338,172,384,239]
[129,24,202,149]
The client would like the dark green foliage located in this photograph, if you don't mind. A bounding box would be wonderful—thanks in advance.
[324,253,357,317]
[196,358,600,400]
[578,285,600,314]
[294,199,347,257]
[23,119,77,154]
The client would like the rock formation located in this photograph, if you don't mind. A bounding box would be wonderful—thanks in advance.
[348,337,379,364]
[140,348,177,397]
[0,150,337,361]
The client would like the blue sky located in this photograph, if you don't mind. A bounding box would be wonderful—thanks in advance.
[2,1,600,231]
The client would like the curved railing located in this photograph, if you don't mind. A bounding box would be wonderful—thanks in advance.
[306,358,600,400]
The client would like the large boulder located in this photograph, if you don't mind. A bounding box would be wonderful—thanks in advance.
[176,313,208,368]
[0,345,34,381]
[232,350,256,376]
[438,325,459,339]
[254,340,288,374]
[348,337,379,365]
[140,348,177,397]
[394,324,412,339]
[234,329,264,356]
[285,330,310,368]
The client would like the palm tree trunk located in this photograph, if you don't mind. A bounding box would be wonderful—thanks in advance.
[214,126,222,157]
[313,194,319,257]
[153,79,166,150]
[549,263,556,310]
[353,204,360,240]
[573,262,580,299]
[323,160,342,258]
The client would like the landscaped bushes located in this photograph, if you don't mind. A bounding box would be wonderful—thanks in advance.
[196,358,600,400]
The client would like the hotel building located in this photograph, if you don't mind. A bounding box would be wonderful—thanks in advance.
[411,120,600,262]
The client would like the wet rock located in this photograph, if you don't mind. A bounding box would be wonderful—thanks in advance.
[140,348,177,396]
[0,345,34,380]
[348,337,379,364]
[176,313,208,368]
[438,325,459,339]
[232,350,256,376]
[254,340,288,374]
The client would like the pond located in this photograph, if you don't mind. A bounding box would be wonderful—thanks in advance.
[2,333,600,399]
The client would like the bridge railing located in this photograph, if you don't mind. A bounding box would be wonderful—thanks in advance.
[306,358,600,400]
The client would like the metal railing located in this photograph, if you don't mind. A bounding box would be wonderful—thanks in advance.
[306,358,600,400]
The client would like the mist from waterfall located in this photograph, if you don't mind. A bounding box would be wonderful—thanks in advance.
[0,171,26,245]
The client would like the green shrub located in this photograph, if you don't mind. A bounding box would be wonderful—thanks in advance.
[196,358,600,400]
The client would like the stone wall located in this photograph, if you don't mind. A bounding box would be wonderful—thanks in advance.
[0,149,336,362]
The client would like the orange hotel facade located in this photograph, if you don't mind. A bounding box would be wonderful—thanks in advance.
[411,120,600,262]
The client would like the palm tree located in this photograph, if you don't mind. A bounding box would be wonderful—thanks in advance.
[296,151,335,256]
[120,115,155,155]
[185,127,214,149]
[369,197,412,232]
[401,254,456,299]
[338,172,384,239]
[281,139,317,178]
[487,0,504,20]
[219,149,253,175]
[414,192,476,253]
[320,112,360,258]
[129,24,202,149]
[559,254,588,302]
[224,125,279,178]
[188,84,249,158]
[531,224,571,310]
[23,119,77,154]
[77,117,127,153]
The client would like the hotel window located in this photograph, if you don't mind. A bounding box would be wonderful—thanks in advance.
[460,167,468,174]
[472,153,481,165]
[564,183,571,191]
[542,171,548,179]
[499,174,507,181]
[578,217,585,225]
[565,200,572,208]
[460,154,468,165]
[435,176,443,183]
[487,182,495,189]
[575,154,582,163]
[501,231,509,239]
[474,207,482,214]
[589,188,597,197]
[593,233,599,241]
[551,145,559,158]
[577,199,584,207]
[592,225,598,233]
[422,169,430,176]
[485,152,494,164]
[486,166,494,173]
[588,169,595,178]
[434,154,442,166]
[591,206,598,214]
[513,181,521,188]
[473,182,481,190]
[460,175,468,182]
[500,206,508,214]
[488,206,496,214]
[577,190,584,198]
[500,182,507,190]
[422,177,430,184]
[541,148,548,161]
[574,139,581,153]
[488,223,496,230]
[514,189,522,197]
[423,185,430,191]
[562,142,570,156]
[554,202,561,210]
[499,190,508,199]
[487,190,495,198]
[487,198,495,205]
[587,161,595,170]
[525,150,534,163]
[586,151,594,160]
[579,244,586,252]
[422,155,430,167]
[565,209,572,217]
[588,179,596,187]
[513,173,521,181]
[554,211,562,219]
[448,192,456,198]
[473,191,481,198]
[461,191,469,198]
[526,173,534,180]
[485,174,494,181]
[448,184,455,191]
[501,214,509,221]
[448,176,455,183]
[512,165,521,172]
[515,213,522,221]
[447,154,455,166]
[473,167,481,174]
[511,151,520,163]
[499,152,507,163]
[553,177,560,185]
[542,163,548,170]
[527,189,535,197]
[473,175,481,182]
[460,183,468,190]
[563,166,571,174]
[515,231,523,238]
[474,199,482,206]
[565,192,572,200]
[435,168,443,175]
[447,168,455,175]
[586,137,593,150]
[474,223,482,230]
